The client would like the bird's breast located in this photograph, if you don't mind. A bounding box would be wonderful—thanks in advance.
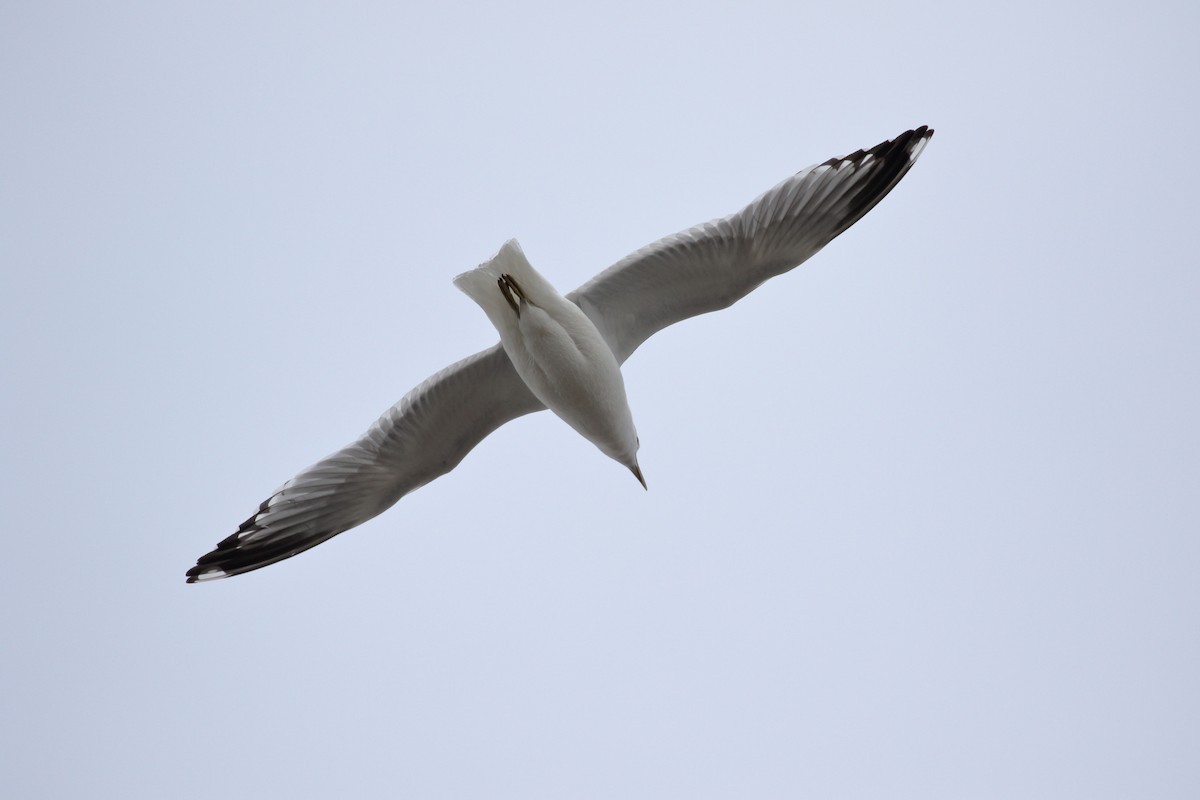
[503,300,633,454]
[515,304,605,400]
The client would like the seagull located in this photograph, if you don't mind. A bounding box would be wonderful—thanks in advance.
[187,126,934,582]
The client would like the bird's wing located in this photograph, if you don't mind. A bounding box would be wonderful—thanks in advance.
[186,344,543,582]
[568,126,933,364]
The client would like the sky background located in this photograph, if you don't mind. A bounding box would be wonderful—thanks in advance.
[3,1,1198,797]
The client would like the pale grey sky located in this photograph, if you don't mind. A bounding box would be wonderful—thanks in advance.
[3,1,1198,797]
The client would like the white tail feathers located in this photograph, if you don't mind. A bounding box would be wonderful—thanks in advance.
[454,239,565,328]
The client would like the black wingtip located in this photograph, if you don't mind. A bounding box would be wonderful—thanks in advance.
[185,522,328,582]
[820,126,933,167]
[827,126,934,237]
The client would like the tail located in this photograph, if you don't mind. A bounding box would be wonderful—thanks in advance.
[453,240,561,329]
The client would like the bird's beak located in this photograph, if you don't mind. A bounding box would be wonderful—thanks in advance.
[631,463,647,491]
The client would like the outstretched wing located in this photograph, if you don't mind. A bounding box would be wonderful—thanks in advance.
[569,126,933,364]
[186,344,543,581]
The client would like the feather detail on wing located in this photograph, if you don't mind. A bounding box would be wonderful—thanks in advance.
[186,344,542,581]
[569,126,933,363]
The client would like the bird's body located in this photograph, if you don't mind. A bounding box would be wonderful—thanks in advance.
[452,240,642,481]
[187,126,934,582]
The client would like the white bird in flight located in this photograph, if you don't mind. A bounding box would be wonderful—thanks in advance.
[187,126,933,582]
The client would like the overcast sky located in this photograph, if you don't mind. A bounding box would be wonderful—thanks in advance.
[3,1,1198,797]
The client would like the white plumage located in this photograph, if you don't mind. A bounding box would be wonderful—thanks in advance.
[187,126,933,582]
[453,240,643,484]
